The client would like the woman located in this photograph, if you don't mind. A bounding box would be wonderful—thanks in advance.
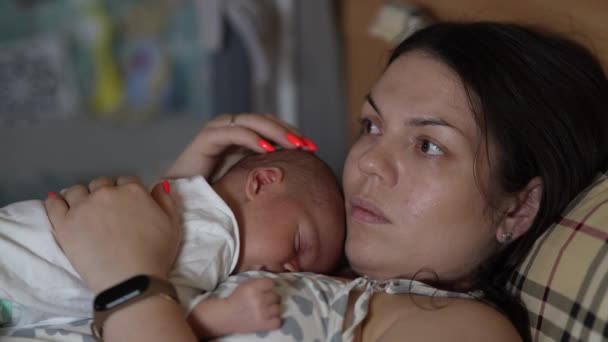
[46,22,608,341]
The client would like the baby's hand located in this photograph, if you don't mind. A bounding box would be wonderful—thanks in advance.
[227,278,282,333]
[187,278,282,338]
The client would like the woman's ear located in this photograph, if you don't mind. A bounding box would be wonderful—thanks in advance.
[496,176,543,243]
[245,166,285,200]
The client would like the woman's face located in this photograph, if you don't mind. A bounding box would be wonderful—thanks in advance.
[343,51,501,283]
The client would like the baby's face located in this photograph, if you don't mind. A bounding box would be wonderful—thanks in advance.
[235,193,344,274]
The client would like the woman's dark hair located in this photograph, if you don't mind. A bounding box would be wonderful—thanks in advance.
[389,22,608,341]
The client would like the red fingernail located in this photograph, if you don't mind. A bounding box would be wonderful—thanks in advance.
[47,191,57,198]
[162,180,171,194]
[258,138,276,152]
[286,133,304,147]
[301,138,318,151]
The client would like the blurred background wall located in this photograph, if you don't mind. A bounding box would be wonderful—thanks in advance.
[0,0,347,204]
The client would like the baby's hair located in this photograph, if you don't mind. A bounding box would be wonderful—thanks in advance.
[234,149,344,209]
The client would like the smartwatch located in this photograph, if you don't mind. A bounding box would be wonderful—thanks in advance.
[91,274,178,339]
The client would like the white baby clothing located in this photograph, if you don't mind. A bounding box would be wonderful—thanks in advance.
[0,176,239,326]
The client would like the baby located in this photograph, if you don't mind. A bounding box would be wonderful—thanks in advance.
[0,149,345,338]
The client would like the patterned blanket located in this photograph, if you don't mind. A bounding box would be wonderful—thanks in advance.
[1,318,94,342]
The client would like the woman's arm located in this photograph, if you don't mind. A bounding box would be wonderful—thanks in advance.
[45,176,196,341]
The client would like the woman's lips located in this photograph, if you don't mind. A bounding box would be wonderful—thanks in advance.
[350,197,390,224]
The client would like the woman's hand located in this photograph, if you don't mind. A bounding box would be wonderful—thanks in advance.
[165,113,317,180]
[45,176,181,294]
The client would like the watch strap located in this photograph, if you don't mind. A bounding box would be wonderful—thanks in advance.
[91,275,178,339]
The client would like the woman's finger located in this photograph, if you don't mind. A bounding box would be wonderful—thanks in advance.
[223,112,301,134]
[88,176,114,193]
[206,125,279,153]
[236,113,317,151]
[151,182,180,230]
[44,195,69,230]
[116,175,145,187]
[260,113,301,133]
[208,113,307,150]
[62,184,89,208]
[236,113,305,147]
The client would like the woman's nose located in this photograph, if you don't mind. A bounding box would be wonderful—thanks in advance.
[357,144,397,186]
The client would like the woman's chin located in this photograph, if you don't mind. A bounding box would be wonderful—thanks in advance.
[346,238,389,279]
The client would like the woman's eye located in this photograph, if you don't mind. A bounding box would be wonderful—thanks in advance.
[420,139,444,156]
[360,118,380,135]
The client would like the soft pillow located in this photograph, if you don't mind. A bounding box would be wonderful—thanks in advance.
[509,173,608,341]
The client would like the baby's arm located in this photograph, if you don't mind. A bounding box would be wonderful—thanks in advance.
[187,278,282,339]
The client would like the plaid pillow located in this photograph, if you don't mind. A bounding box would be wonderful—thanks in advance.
[508,173,608,341]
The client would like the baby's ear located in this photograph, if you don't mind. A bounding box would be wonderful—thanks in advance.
[245,166,285,200]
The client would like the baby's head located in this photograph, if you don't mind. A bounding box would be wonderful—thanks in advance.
[215,149,345,275]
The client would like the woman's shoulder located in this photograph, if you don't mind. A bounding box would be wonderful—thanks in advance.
[364,292,522,342]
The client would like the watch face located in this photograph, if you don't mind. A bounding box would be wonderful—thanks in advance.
[94,275,150,311]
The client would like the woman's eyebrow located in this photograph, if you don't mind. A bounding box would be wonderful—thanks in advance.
[409,117,452,128]
[365,93,383,118]
[408,117,467,138]
[366,92,466,138]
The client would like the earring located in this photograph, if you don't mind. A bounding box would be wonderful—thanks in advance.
[500,232,513,244]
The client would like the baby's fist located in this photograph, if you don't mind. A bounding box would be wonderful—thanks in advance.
[228,278,282,333]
